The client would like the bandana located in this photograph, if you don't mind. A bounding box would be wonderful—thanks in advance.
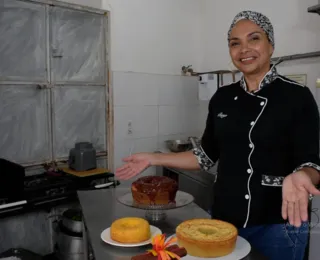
[227,10,275,48]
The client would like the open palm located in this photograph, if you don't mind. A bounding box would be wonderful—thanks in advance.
[115,153,153,180]
[282,171,320,227]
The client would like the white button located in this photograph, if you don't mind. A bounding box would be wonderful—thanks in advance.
[250,121,255,126]
[247,169,252,174]
[245,194,250,200]
[260,101,265,106]
[249,143,253,148]
[234,96,238,100]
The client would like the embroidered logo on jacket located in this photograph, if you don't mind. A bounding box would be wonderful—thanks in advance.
[217,112,228,118]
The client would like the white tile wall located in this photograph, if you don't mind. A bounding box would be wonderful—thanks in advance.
[113,71,210,186]
[158,106,184,135]
[114,105,158,141]
[113,72,159,106]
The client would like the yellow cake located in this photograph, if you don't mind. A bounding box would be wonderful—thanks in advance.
[176,218,238,258]
[110,217,151,243]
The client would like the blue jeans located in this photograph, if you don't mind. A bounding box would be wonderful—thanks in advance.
[238,222,309,260]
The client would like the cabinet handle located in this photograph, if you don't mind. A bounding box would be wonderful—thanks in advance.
[52,47,63,58]
[37,84,52,89]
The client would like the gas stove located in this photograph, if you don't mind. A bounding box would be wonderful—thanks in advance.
[24,173,75,205]
[0,169,118,218]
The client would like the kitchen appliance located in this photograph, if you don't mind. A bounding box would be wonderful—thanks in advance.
[68,142,97,171]
[56,221,84,260]
[61,208,83,234]
[0,158,25,205]
[198,73,218,101]
[0,170,117,218]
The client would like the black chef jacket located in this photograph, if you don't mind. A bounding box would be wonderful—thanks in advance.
[193,66,320,228]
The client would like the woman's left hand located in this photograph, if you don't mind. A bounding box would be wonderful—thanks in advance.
[282,171,320,227]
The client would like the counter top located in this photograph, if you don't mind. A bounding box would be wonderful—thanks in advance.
[78,188,267,260]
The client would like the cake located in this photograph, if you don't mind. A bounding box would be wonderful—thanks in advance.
[131,176,178,205]
[110,217,151,243]
[176,218,238,258]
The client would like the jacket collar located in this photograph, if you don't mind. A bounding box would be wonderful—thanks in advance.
[240,65,278,93]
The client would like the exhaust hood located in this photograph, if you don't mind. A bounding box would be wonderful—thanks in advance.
[308,0,320,15]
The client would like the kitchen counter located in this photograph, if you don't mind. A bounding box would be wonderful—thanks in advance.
[78,188,267,260]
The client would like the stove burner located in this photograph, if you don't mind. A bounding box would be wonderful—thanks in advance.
[0,198,8,205]
[24,178,48,188]
[46,187,66,196]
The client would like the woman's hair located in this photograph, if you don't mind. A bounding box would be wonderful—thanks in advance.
[227,10,275,48]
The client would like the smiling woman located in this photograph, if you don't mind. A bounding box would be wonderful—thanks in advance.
[229,22,273,82]
[227,11,275,92]
[115,10,320,260]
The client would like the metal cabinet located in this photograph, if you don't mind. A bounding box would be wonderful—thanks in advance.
[0,0,47,82]
[0,0,108,165]
[53,86,106,159]
[178,173,214,213]
[0,85,51,163]
[50,6,106,84]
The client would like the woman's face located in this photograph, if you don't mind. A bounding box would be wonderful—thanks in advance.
[228,19,273,76]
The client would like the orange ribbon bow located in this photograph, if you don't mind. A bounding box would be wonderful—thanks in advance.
[147,234,180,260]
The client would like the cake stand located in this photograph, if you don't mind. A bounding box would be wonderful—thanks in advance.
[117,191,194,222]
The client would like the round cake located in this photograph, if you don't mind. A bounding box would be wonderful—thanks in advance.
[110,217,151,243]
[176,218,238,258]
[131,176,178,205]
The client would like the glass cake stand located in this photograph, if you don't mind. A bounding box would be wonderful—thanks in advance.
[117,190,194,222]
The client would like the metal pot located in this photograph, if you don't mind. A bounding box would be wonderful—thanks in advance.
[56,231,83,254]
[62,209,83,234]
[56,251,84,260]
[56,222,84,256]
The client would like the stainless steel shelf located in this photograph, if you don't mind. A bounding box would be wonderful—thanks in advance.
[308,4,320,15]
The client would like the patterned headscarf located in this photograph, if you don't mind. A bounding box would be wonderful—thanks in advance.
[227,10,275,48]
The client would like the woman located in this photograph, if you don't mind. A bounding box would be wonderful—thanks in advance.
[116,10,320,260]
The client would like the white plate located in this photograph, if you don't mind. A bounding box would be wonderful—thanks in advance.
[100,225,162,247]
[168,235,251,260]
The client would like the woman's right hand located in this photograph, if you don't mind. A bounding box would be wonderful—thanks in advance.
[115,153,156,180]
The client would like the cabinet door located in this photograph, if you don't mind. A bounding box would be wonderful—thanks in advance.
[53,86,106,159]
[0,0,47,82]
[179,174,214,212]
[0,86,51,164]
[50,6,106,84]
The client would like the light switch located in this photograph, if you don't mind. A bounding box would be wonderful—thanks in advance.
[316,79,320,88]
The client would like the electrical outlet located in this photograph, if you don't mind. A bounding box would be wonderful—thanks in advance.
[127,121,133,135]
[316,79,320,88]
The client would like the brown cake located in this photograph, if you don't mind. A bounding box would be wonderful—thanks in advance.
[131,176,178,205]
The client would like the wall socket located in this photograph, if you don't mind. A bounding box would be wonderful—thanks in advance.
[127,121,133,135]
